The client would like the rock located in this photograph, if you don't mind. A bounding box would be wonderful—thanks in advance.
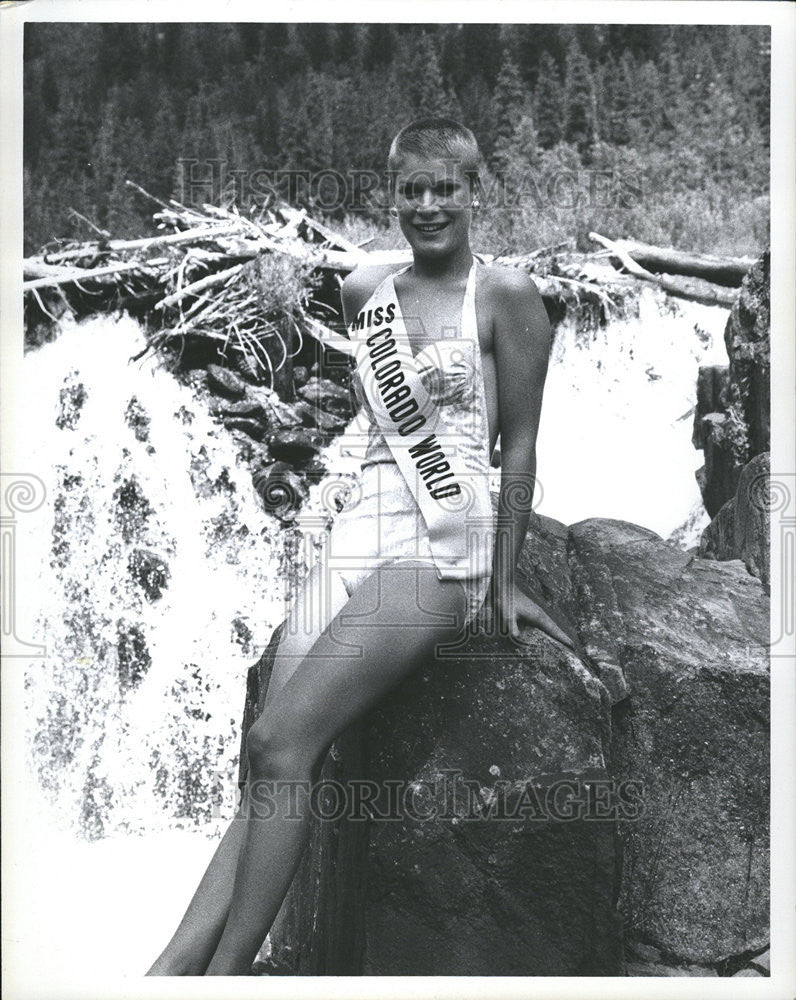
[294,400,348,434]
[124,395,150,442]
[223,417,268,442]
[359,642,621,976]
[206,363,248,400]
[625,960,717,976]
[115,618,151,691]
[626,940,662,963]
[693,412,736,519]
[724,250,770,459]
[184,368,208,389]
[216,398,268,420]
[692,366,729,449]
[238,514,769,974]
[733,967,764,977]
[127,547,170,601]
[267,428,321,463]
[699,452,769,585]
[56,371,88,430]
[297,377,354,417]
[750,947,770,972]
[247,387,304,429]
[568,519,769,964]
[692,251,769,515]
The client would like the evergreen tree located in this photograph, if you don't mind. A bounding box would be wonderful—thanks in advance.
[563,37,596,156]
[362,23,397,71]
[491,56,532,170]
[406,31,449,119]
[534,52,565,148]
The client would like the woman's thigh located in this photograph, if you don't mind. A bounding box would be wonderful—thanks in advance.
[255,560,468,760]
[265,561,351,709]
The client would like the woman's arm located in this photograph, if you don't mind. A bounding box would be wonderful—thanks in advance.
[491,267,551,591]
[489,269,573,649]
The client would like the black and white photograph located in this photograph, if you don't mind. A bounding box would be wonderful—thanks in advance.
[1,1,794,997]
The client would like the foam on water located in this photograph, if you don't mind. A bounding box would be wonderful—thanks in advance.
[536,287,729,543]
[17,314,286,839]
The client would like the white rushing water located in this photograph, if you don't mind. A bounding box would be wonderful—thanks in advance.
[5,292,730,986]
[536,286,729,544]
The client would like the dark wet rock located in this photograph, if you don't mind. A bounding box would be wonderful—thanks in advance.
[693,252,769,515]
[112,475,155,544]
[294,400,348,434]
[116,618,151,690]
[124,395,150,442]
[174,404,195,425]
[267,428,321,463]
[55,371,88,430]
[699,452,769,585]
[216,398,268,420]
[297,377,354,417]
[127,547,170,602]
[206,363,248,400]
[184,369,209,390]
[223,417,268,442]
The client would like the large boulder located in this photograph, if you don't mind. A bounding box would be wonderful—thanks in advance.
[569,518,769,963]
[239,513,769,974]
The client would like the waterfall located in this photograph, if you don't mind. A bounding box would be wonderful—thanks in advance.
[17,315,289,841]
[536,287,729,546]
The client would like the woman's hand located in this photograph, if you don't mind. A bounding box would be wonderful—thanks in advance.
[489,578,575,651]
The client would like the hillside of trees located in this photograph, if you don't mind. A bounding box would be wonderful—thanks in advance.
[23,23,770,257]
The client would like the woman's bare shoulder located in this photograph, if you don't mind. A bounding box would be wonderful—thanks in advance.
[479,260,544,300]
[340,262,406,323]
[479,261,551,349]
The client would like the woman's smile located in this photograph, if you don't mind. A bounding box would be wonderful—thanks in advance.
[414,221,450,235]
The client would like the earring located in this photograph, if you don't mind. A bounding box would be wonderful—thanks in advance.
[472,198,480,210]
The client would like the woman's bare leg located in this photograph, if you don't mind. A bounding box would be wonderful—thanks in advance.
[204,561,467,975]
[146,563,350,975]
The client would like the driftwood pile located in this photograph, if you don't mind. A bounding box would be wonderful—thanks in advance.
[24,182,752,388]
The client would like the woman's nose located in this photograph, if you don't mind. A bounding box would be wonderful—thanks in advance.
[417,188,438,212]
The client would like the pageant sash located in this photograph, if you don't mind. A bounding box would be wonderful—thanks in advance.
[342,265,478,579]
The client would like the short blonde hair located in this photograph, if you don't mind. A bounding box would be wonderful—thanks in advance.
[387,117,483,197]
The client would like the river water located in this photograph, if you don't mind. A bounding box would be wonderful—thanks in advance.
[5,290,730,987]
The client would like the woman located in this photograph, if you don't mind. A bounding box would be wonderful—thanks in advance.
[148,116,572,976]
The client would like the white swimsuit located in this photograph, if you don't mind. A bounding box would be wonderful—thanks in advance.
[323,258,495,628]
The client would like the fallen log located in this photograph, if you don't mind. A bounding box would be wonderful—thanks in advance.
[44,223,243,265]
[589,233,738,308]
[23,259,148,291]
[608,239,754,288]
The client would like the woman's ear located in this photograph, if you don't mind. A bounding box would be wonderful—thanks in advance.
[389,206,398,219]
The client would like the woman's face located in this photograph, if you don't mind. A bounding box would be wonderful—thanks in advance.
[392,152,474,260]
